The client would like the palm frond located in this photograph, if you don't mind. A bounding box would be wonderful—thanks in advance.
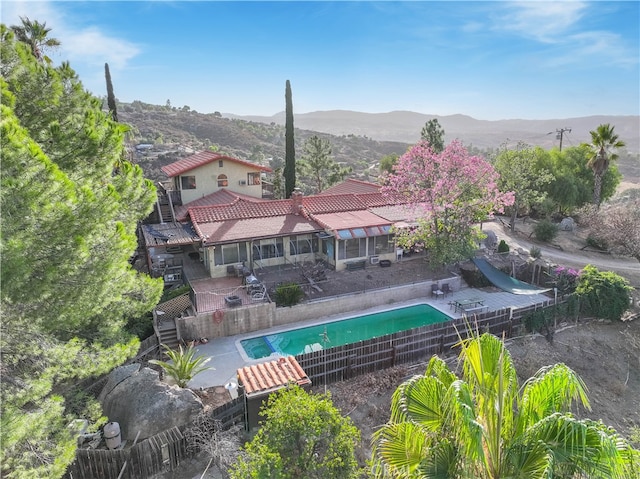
[517,363,590,434]
[525,413,637,479]
[371,422,432,478]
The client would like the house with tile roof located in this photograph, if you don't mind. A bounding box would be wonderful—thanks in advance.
[160,151,272,205]
[143,153,418,285]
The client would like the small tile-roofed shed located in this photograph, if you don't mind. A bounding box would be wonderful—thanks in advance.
[237,356,311,430]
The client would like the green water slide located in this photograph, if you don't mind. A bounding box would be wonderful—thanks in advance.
[472,258,551,295]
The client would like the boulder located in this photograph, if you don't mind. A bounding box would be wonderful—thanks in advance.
[100,365,203,440]
[559,217,576,232]
[484,230,498,250]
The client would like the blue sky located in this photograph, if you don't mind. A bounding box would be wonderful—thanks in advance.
[3,1,639,120]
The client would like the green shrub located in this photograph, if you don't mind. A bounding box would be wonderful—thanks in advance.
[586,234,608,251]
[533,219,558,242]
[575,265,632,321]
[497,240,510,253]
[274,282,305,307]
[529,246,541,259]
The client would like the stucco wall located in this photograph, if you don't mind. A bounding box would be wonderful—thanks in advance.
[179,275,461,340]
[179,159,263,204]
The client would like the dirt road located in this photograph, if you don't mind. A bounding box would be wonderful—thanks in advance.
[482,218,640,287]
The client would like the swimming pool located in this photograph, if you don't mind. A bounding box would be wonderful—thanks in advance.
[240,303,452,360]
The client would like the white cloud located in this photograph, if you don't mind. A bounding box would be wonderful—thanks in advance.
[64,27,141,69]
[545,31,639,69]
[497,1,588,43]
[2,0,141,71]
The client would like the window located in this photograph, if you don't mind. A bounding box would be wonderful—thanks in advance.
[213,242,248,265]
[217,174,228,187]
[219,160,224,167]
[289,235,318,255]
[337,238,366,260]
[248,172,261,185]
[368,234,395,255]
[181,176,196,190]
[253,238,284,260]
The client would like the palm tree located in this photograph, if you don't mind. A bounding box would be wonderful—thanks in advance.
[10,16,60,63]
[372,332,638,478]
[587,124,625,207]
[149,344,212,388]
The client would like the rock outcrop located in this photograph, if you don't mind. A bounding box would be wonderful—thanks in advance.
[99,364,203,440]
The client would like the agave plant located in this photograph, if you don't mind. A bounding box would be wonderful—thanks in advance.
[150,344,212,388]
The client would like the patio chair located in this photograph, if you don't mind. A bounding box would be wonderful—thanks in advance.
[431,284,444,299]
[441,283,451,297]
[251,287,267,301]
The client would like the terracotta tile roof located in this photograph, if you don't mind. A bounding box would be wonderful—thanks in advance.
[312,210,392,231]
[195,215,322,244]
[319,178,381,195]
[369,204,419,222]
[174,189,267,221]
[161,151,272,178]
[189,198,293,223]
[237,356,311,397]
[302,194,368,214]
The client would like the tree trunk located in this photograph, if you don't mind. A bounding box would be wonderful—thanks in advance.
[510,201,518,233]
[593,172,603,208]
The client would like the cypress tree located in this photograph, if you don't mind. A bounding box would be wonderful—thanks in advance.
[284,79,296,198]
[104,62,118,122]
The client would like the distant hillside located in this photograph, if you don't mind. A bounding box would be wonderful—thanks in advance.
[229,110,640,153]
[118,102,639,184]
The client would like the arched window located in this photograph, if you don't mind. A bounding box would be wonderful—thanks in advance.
[217,174,228,187]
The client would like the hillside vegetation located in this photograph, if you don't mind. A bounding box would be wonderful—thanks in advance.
[119,101,639,185]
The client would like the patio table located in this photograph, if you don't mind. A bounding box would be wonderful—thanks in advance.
[452,297,485,313]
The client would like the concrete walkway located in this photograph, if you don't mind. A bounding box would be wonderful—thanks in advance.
[188,286,551,390]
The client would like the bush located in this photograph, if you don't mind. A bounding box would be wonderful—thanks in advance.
[274,282,305,307]
[529,246,541,259]
[497,240,510,253]
[575,265,632,321]
[533,219,558,242]
[586,234,608,251]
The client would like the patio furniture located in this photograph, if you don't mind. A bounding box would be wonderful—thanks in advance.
[452,297,485,313]
[431,284,444,299]
[224,295,243,307]
[251,288,267,301]
[441,283,452,297]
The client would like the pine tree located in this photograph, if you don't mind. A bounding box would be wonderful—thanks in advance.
[1,25,162,478]
[284,79,296,198]
[420,118,445,153]
[104,62,118,122]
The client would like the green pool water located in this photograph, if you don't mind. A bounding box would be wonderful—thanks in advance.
[240,303,451,360]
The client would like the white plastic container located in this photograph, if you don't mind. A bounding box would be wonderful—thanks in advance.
[103,422,121,450]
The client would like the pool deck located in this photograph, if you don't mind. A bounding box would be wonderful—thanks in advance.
[187,286,552,390]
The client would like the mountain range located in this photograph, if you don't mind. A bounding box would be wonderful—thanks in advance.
[227,110,640,153]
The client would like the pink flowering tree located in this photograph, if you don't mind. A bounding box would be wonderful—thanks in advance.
[382,140,514,268]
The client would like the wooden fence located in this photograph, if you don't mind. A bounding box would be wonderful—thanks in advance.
[65,397,244,479]
[296,302,549,386]
[67,427,186,479]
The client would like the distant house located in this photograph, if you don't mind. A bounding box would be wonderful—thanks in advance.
[160,151,273,205]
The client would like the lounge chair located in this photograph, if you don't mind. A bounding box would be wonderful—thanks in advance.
[441,283,451,297]
[431,284,444,299]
